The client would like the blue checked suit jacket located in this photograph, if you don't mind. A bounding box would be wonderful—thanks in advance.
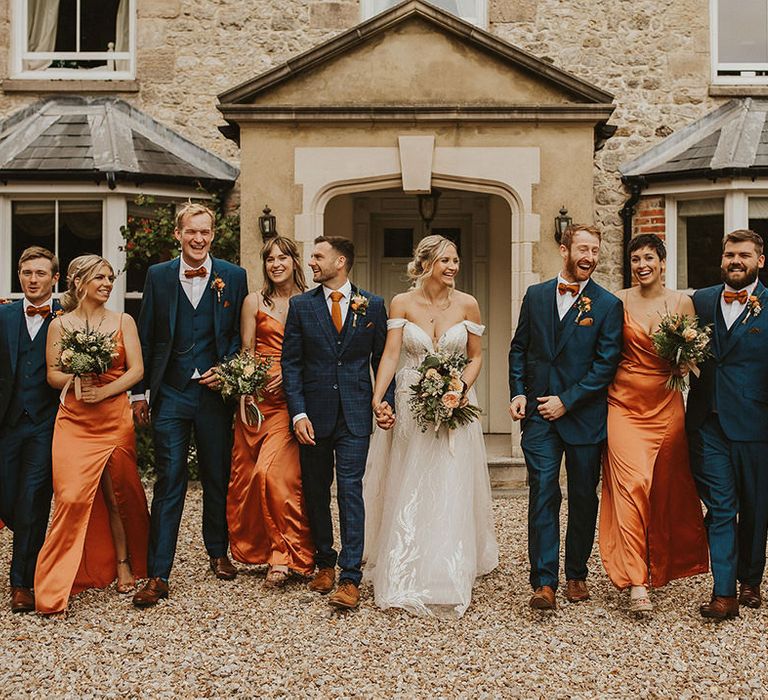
[281,284,393,439]
[687,281,768,441]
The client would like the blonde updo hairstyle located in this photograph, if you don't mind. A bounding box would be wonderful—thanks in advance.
[60,254,115,312]
[407,234,458,289]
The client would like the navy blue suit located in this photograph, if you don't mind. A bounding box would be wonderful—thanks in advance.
[0,300,60,588]
[282,285,392,585]
[509,278,623,589]
[687,282,768,596]
[134,257,248,579]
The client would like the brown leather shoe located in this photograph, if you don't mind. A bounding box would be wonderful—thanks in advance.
[209,556,237,581]
[132,577,169,608]
[529,585,556,610]
[565,579,590,603]
[308,567,335,594]
[10,587,34,613]
[739,583,762,609]
[699,595,739,620]
[328,581,360,609]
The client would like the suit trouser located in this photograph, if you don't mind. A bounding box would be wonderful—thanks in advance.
[0,413,54,588]
[689,414,768,597]
[148,382,233,579]
[521,416,602,590]
[299,412,370,586]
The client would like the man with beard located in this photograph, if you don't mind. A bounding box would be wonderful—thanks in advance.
[509,224,623,611]
[687,229,768,620]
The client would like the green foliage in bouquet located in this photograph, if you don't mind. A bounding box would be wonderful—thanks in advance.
[216,351,273,427]
[58,323,117,376]
[651,312,712,391]
[409,351,481,433]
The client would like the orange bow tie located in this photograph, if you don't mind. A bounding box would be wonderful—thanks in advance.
[558,282,580,296]
[723,289,748,304]
[184,266,207,279]
[26,305,50,318]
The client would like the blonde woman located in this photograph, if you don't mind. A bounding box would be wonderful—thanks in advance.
[34,255,149,614]
[363,235,499,618]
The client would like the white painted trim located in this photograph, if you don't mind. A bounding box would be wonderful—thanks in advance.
[0,182,209,199]
[724,190,749,232]
[0,196,11,294]
[104,195,128,312]
[664,196,678,290]
[710,0,768,84]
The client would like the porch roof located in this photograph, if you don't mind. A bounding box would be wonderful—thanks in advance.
[0,96,238,189]
[621,98,768,183]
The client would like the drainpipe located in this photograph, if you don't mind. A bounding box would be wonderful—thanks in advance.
[619,177,644,287]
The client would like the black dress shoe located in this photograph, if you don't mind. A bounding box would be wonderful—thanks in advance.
[210,556,237,580]
[738,583,762,609]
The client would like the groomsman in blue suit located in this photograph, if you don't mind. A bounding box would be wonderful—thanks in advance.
[0,247,61,613]
[687,229,768,620]
[131,203,248,607]
[509,224,623,611]
[282,236,393,610]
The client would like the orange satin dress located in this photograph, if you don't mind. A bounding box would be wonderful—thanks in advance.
[227,310,314,575]
[34,332,149,613]
[600,311,709,589]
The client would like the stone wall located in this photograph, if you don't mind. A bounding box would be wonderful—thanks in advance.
[0,0,724,288]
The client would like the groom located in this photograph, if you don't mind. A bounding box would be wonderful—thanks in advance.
[131,202,248,607]
[0,247,60,613]
[509,224,623,611]
[687,229,768,620]
[282,236,393,610]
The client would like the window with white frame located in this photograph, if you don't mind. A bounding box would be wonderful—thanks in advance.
[10,199,102,293]
[675,198,725,290]
[14,0,135,79]
[362,0,487,28]
[712,0,768,83]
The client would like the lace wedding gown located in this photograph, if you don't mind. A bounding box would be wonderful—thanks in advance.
[363,319,499,617]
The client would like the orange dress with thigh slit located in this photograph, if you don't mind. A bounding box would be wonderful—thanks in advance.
[34,332,149,613]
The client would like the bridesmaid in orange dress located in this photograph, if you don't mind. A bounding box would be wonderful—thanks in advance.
[600,234,709,614]
[35,255,149,614]
[227,237,314,586]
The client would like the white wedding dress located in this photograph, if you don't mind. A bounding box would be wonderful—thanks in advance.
[363,319,499,618]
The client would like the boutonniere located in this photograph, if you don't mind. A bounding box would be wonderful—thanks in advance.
[749,327,761,334]
[578,317,594,326]
[54,309,64,317]
[350,293,369,327]
[742,293,763,324]
[210,275,226,303]
[574,295,592,324]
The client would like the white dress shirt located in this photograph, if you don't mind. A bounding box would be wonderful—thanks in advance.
[179,255,212,309]
[721,280,758,330]
[23,296,53,341]
[556,274,588,320]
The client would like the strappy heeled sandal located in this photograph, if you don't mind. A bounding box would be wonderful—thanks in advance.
[264,567,290,588]
[629,595,653,614]
[116,558,136,594]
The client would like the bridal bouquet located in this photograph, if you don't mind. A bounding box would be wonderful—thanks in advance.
[651,312,712,391]
[409,351,481,433]
[215,351,273,428]
[57,323,118,401]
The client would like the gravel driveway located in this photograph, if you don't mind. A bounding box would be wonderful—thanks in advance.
[1,484,766,698]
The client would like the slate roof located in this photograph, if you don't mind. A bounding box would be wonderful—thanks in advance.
[621,99,768,182]
[0,97,238,188]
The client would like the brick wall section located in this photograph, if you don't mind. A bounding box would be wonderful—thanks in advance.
[633,196,667,239]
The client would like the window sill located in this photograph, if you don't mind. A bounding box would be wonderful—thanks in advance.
[2,79,139,94]
[709,85,768,97]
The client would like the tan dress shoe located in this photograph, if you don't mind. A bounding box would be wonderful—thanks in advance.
[565,579,590,603]
[329,581,360,609]
[309,567,335,594]
[210,556,238,580]
[699,595,739,620]
[132,577,169,608]
[529,585,556,610]
[10,587,34,613]
[738,583,762,609]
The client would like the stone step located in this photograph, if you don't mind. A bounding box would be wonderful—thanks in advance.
[488,456,527,495]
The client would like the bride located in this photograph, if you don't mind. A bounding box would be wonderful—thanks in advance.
[363,235,498,617]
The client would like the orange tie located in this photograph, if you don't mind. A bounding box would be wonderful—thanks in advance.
[26,305,50,318]
[184,266,207,279]
[723,289,748,304]
[558,282,580,296]
[330,291,344,333]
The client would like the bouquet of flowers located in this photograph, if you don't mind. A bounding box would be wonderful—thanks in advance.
[651,312,712,391]
[57,323,118,402]
[215,351,273,428]
[408,351,481,433]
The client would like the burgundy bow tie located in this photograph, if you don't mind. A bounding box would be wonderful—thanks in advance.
[184,266,207,279]
[723,289,748,304]
[558,282,580,296]
[26,305,50,318]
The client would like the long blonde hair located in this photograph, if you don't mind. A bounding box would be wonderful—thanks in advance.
[60,255,115,312]
[407,235,457,288]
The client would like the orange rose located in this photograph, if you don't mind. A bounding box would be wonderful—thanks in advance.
[682,327,698,342]
[441,391,461,409]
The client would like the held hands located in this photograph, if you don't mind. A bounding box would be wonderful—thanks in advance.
[132,399,150,426]
[509,396,527,421]
[536,395,566,421]
[265,371,283,394]
[294,417,316,446]
[373,400,396,430]
[79,375,105,404]
[199,367,221,390]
